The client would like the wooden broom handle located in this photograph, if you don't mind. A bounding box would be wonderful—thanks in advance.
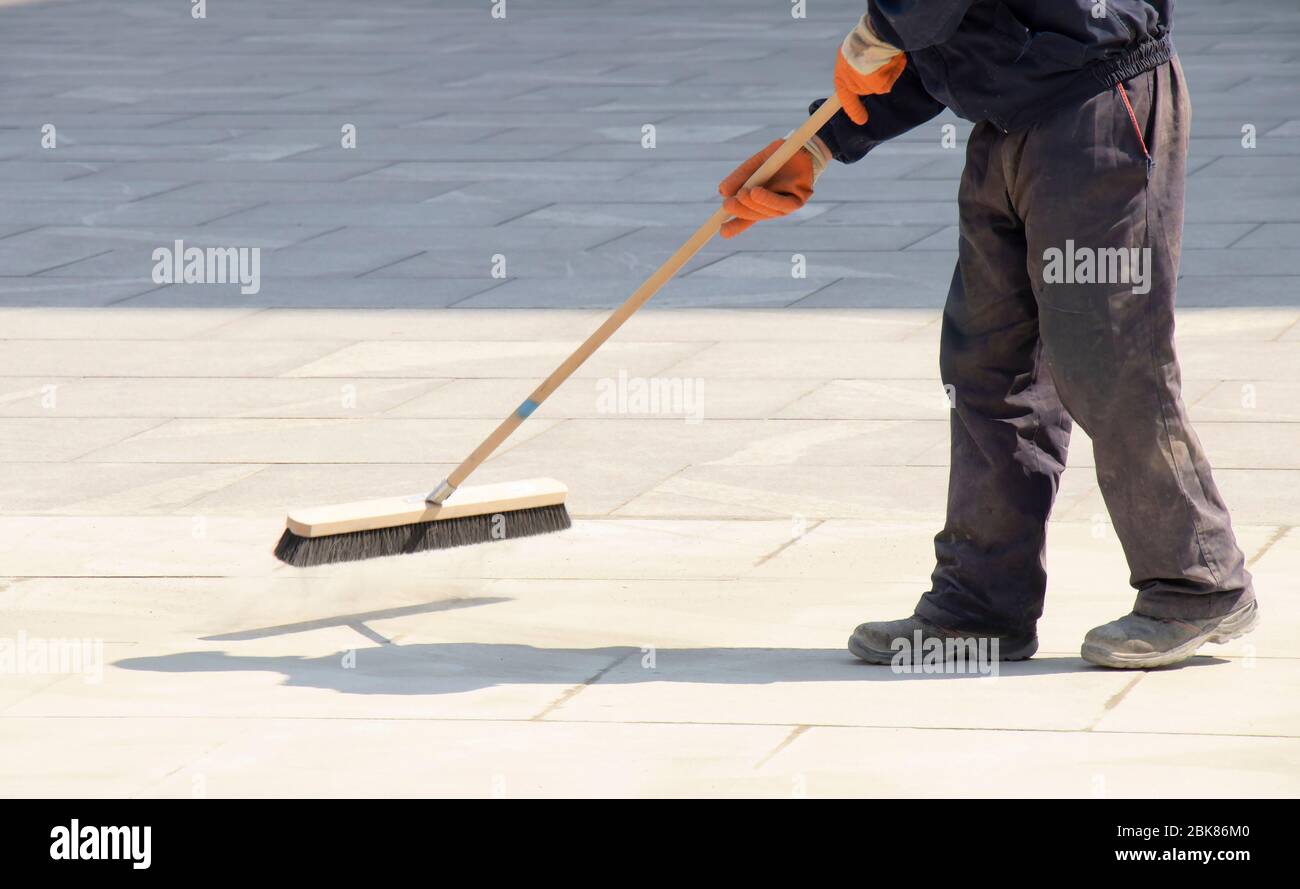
[444,96,842,490]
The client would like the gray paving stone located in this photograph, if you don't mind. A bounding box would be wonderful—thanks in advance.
[302,225,634,253]
[73,161,387,183]
[482,124,764,146]
[510,202,811,228]
[213,199,547,228]
[455,277,839,309]
[688,251,959,286]
[591,224,941,255]
[0,200,257,228]
[812,202,960,226]
[116,279,496,309]
[289,143,587,163]
[368,249,723,282]
[0,278,160,308]
[793,277,950,309]
[1231,223,1300,249]
[1174,276,1300,307]
[356,160,644,183]
[157,181,460,204]
[0,180,187,202]
[1179,248,1300,277]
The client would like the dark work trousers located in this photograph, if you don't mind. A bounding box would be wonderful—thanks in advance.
[915,57,1254,637]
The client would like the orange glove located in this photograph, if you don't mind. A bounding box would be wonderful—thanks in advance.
[834,16,908,125]
[717,139,815,239]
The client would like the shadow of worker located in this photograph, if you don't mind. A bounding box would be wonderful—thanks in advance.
[115,642,1104,697]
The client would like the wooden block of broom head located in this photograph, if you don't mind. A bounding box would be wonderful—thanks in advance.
[285,477,567,538]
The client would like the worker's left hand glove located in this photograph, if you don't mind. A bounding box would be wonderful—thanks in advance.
[718,138,828,239]
[834,14,907,126]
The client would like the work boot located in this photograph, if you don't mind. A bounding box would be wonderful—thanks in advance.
[1081,601,1259,669]
[848,614,1038,665]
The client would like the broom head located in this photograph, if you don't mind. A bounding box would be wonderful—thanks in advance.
[274,477,570,567]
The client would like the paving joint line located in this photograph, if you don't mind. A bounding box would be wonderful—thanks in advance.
[754,724,810,770]
[1246,524,1291,566]
[752,519,825,568]
[531,650,637,721]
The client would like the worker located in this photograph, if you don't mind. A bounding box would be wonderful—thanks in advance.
[717,1,1258,668]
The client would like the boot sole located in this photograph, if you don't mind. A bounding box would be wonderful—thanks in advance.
[1080,601,1260,669]
[848,632,1038,665]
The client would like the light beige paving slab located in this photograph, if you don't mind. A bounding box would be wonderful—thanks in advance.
[177,453,712,519]
[1190,379,1300,422]
[338,518,800,582]
[0,377,444,418]
[0,715,250,799]
[1,633,617,724]
[1055,469,1300,527]
[457,448,689,516]
[78,416,559,464]
[355,578,927,662]
[654,339,1300,384]
[617,308,939,343]
[217,308,940,344]
[0,717,791,798]
[0,515,284,578]
[0,463,266,514]
[219,308,604,342]
[736,522,1293,656]
[911,420,1300,470]
[175,462,461,515]
[614,464,966,522]
[384,376,814,420]
[0,515,795,582]
[1177,342,1300,381]
[544,649,1135,732]
[760,726,1300,798]
[775,379,955,420]
[515,417,947,471]
[1171,306,1300,340]
[661,339,944,380]
[0,339,349,377]
[0,666,71,718]
[0,307,258,339]
[0,417,162,462]
[1094,658,1300,738]
[285,339,708,380]
[744,519,959,586]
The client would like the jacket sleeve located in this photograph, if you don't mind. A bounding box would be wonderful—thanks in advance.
[810,58,944,165]
[867,0,978,51]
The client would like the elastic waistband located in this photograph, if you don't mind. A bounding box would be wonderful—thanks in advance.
[1089,31,1174,88]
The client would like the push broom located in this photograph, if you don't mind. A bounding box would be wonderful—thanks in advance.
[274,96,842,567]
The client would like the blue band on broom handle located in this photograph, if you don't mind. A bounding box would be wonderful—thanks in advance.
[515,398,540,420]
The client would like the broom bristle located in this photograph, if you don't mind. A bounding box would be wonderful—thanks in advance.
[274,502,571,567]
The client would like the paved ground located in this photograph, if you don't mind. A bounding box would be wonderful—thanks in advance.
[1,0,1298,797]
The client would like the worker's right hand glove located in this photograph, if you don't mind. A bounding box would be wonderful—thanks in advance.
[834,14,907,125]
